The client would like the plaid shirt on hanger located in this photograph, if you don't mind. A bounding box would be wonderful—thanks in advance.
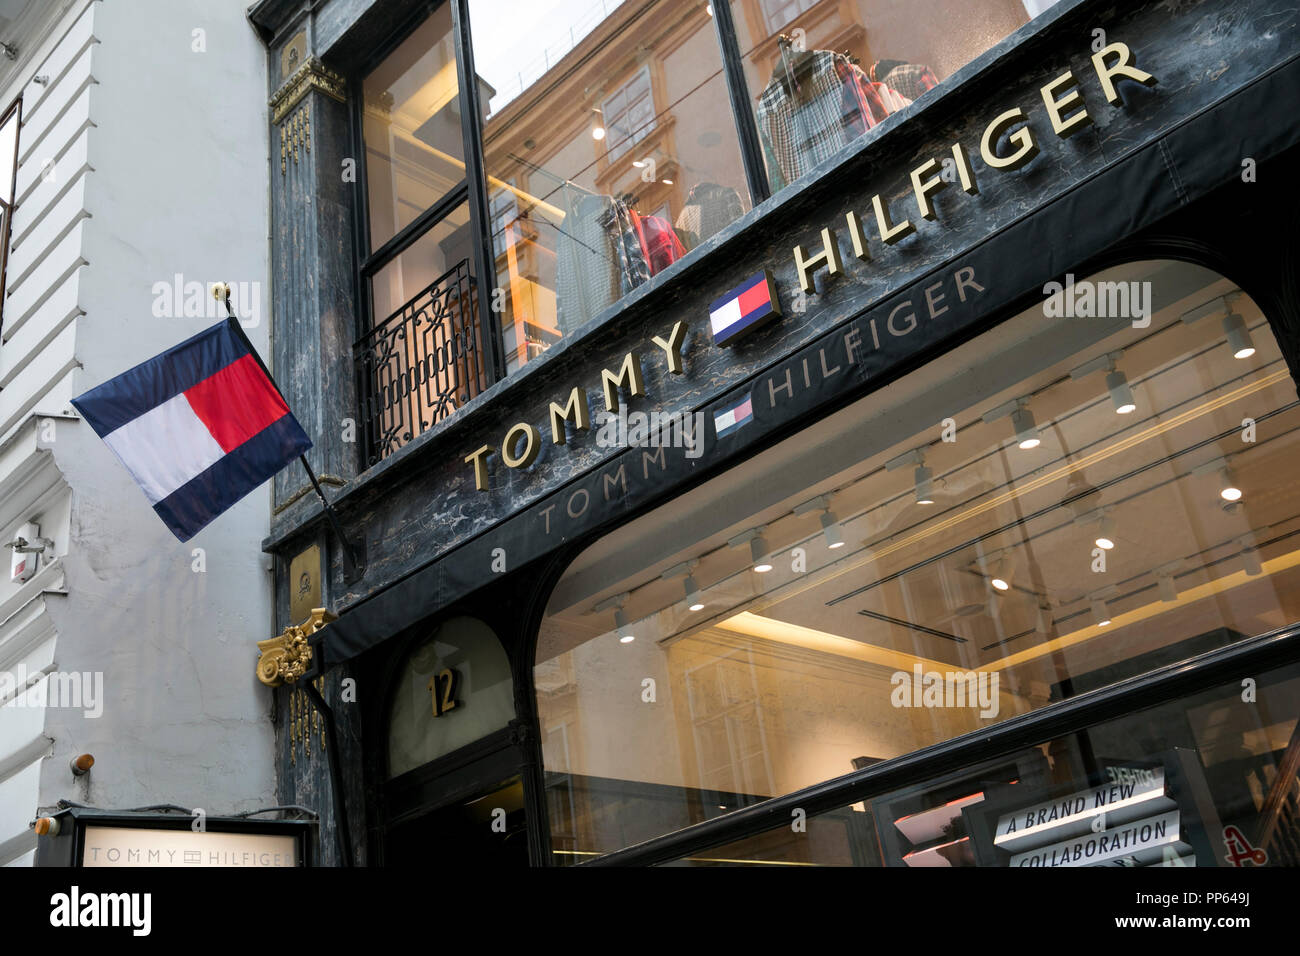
[874,62,939,103]
[756,50,865,191]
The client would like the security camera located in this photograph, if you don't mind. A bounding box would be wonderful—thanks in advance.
[6,535,52,554]
[8,522,52,583]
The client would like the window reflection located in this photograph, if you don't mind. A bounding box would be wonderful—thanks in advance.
[535,261,1300,862]
[363,4,465,251]
[468,0,752,373]
[728,0,1052,191]
[662,664,1300,866]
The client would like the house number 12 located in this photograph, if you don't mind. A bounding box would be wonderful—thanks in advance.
[427,667,461,717]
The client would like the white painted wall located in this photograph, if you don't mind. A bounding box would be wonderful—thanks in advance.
[0,0,276,866]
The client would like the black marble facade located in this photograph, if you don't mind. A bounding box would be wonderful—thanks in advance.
[248,0,1300,864]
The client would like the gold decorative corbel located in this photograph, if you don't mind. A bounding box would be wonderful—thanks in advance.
[257,607,337,687]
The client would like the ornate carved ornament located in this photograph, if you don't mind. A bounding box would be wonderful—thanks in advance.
[270,56,345,125]
[257,607,337,687]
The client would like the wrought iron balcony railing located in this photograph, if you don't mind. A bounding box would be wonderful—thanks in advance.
[354,259,487,467]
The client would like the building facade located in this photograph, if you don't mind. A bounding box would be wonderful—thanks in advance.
[0,0,279,866]
[250,0,1300,867]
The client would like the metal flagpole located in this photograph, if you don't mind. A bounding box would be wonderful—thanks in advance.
[214,283,366,583]
[215,283,361,867]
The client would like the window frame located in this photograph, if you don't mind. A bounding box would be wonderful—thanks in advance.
[601,65,657,163]
[0,95,22,340]
[349,0,770,418]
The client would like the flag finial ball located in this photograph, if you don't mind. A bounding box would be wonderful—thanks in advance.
[210,281,230,301]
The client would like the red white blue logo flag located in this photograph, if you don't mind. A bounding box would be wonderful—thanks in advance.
[708,270,781,346]
[70,318,312,542]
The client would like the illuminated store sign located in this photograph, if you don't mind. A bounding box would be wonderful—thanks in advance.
[82,826,299,867]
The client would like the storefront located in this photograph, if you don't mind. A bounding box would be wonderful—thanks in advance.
[249,0,1300,866]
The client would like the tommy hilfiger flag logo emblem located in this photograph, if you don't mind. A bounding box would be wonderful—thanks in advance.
[709,270,781,346]
[70,317,312,542]
[713,393,754,438]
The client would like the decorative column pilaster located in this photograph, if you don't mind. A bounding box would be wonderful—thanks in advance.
[268,54,359,511]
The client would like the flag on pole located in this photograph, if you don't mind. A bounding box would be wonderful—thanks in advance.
[70,317,312,542]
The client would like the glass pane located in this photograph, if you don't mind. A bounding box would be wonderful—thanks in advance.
[536,260,1300,861]
[0,109,17,206]
[662,661,1300,866]
[388,617,515,778]
[728,0,1057,192]
[363,5,466,250]
[467,0,752,374]
[371,203,475,321]
[360,203,484,463]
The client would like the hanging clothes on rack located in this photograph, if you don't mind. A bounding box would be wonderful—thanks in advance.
[869,59,940,103]
[835,56,890,138]
[755,37,896,191]
[675,181,745,249]
[630,209,687,275]
[553,186,652,335]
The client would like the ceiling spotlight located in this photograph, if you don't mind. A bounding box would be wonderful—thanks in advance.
[1181,292,1255,360]
[684,574,705,611]
[1071,350,1136,416]
[1219,467,1242,502]
[793,495,846,548]
[613,608,634,642]
[1094,512,1117,550]
[594,592,634,641]
[1011,405,1040,449]
[1223,312,1255,360]
[590,108,606,141]
[1153,560,1183,602]
[729,528,773,573]
[662,561,706,611]
[983,397,1041,450]
[914,465,935,505]
[1090,597,1111,627]
[988,554,1012,592]
[820,512,846,549]
[885,448,937,505]
[1240,539,1263,576]
[1193,459,1243,503]
[1106,369,1136,414]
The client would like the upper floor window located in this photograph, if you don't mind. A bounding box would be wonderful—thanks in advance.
[601,67,656,163]
[350,0,1070,469]
[355,6,486,467]
[468,0,752,375]
[760,0,817,32]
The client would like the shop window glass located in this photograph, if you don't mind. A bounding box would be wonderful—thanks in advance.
[535,260,1300,862]
[725,0,1049,192]
[388,617,514,778]
[467,0,752,373]
[661,661,1300,866]
[358,202,484,463]
[363,5,465,251]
